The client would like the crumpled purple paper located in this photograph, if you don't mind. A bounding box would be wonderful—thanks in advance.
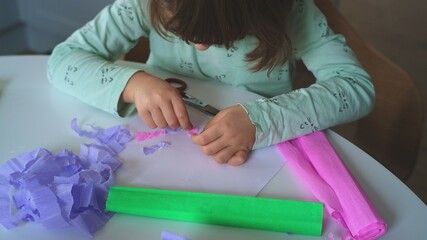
[0,119,133,237]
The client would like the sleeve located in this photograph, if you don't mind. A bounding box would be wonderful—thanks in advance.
[240,0,375,149]
[47,0,151,117]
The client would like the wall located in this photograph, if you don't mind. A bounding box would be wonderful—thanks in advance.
[0,0,114,54]
[20,0,115,53]
[0,0,27,54]
[19,0,114,53]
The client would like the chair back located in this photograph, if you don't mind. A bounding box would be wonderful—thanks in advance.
[313,0,425,180]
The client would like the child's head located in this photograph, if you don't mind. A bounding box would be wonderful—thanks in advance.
[149,0,293,72]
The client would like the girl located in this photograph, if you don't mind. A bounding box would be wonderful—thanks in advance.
[48,0,374,166]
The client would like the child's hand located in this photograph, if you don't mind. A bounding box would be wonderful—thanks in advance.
[191,105,256,166]
[122,72,193,130]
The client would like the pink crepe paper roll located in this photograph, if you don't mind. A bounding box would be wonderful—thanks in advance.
[276,131,386,240]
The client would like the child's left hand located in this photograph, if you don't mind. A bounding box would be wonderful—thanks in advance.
[191,105,256,166]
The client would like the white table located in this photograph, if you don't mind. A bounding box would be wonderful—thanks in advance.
[0,55,426,239]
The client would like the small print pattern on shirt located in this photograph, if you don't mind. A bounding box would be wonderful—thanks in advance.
[180,59,194,74]
[100,66,117,85]
[117,3,135,21]
[64,65,78,86]
[300,117,319,132]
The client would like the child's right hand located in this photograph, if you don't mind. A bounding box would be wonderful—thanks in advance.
[121,71,193,130]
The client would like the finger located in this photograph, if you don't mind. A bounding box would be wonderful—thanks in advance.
[160,102,180,129]
[138,110,157,129]
[212,146,235,164]
[227,150,249,166]
[199,136,229,155]
[171,96,193,130]
[192,127,222,146]
[150,107,168,128]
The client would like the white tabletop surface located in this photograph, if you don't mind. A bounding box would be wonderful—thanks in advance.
[0,55,426,240]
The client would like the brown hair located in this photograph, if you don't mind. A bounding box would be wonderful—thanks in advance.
[149,0,293,73]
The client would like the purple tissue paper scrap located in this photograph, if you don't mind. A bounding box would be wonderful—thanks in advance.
[143,141,171,155]
[161,230,190,240]
[0,119,133,237]
[71,118,134,156]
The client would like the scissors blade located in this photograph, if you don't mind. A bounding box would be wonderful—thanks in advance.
[181,92,219,116]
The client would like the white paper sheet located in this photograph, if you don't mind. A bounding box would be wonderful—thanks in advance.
[115,109,284,196]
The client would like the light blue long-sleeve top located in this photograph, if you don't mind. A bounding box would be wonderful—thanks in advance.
[47,0,375,149]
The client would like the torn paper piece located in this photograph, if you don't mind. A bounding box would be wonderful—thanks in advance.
[143,142,171,155]
[161,230,190,240]
[134,127,182,142]
[165,127,182,134]
[134,126,199,141]
[186,127,199,136]
[71,118,133,155]
[135,129,167,141]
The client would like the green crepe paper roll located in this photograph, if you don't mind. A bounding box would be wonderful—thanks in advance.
[106,186,323,236]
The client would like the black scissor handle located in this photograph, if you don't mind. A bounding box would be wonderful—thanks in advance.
[165,78,187,92]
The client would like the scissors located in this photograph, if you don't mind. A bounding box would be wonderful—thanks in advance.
[165,78,219,116]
